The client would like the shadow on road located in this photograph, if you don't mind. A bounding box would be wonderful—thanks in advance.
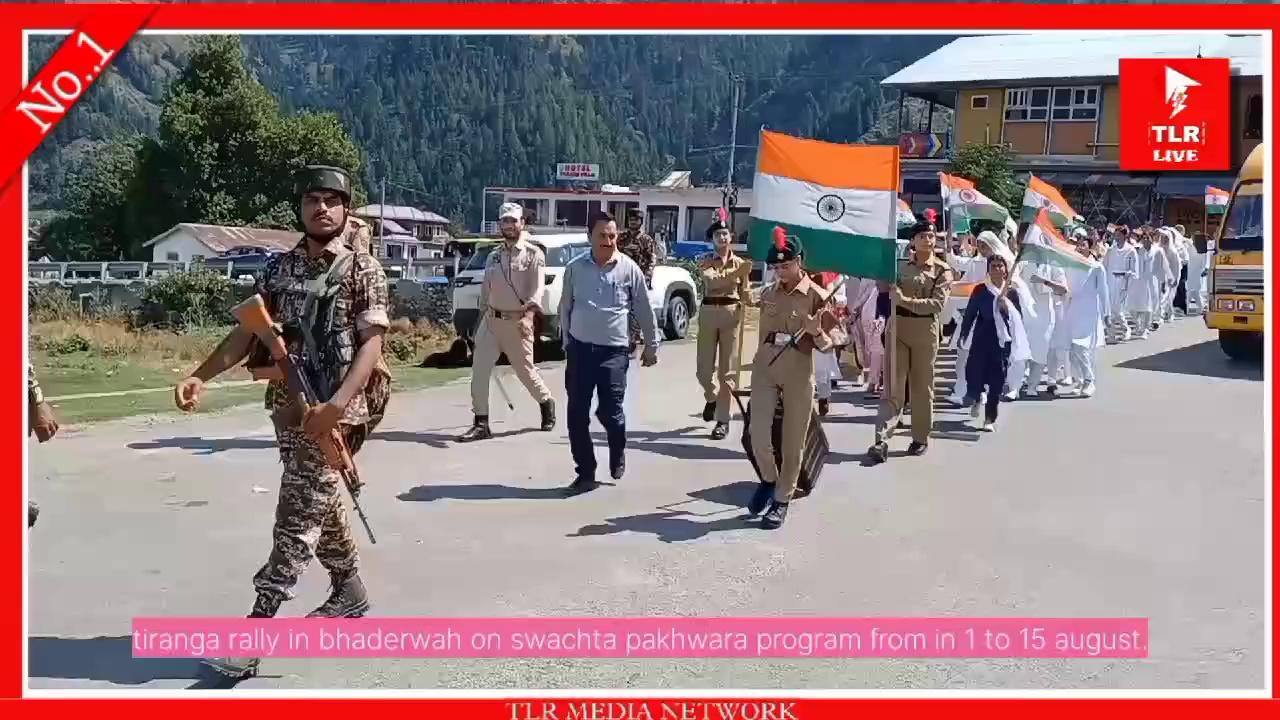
[397,483,566,502]
[588,427,745,461]
[1116,340,1263,381]
[568,511,753,543]
[28,635,204,686]
[372,427,539,448]
[126,437,275,454]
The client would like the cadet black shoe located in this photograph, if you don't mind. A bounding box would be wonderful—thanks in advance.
[867,442,888,464]
[747,482,774,516]
[710,422,729,440]
[457,416,492,442]
[818,398,830,417]
[307,573,370,618]
[565,476,600,496]
[539,400,556,431]
[702,402,716,422]
[761,501,789,530]
[27,500,38,528]
[906,441,928,456]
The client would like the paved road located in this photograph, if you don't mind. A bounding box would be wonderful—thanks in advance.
[27,317,1266,691]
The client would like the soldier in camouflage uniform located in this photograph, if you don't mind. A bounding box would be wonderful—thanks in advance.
[618,209,658,351]
[174,166,392,680]
[27,364,60,528]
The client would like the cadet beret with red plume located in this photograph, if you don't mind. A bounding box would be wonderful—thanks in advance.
[766,225,803,264]
[911,210,937,237]
[705,207,730,240]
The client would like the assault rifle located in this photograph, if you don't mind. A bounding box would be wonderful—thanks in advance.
[231,295,377,544]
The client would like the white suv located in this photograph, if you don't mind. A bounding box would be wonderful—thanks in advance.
[451,233,701,345]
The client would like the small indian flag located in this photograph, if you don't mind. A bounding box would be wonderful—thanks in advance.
[1206,185,1230,215]
[897,198,916,227]
[749,129,899,281]
[939,172,1010,225]
[1020,208,1097,273]
[1020,174,1077,227]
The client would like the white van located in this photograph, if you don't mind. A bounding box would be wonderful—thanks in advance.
[451,233,701,345]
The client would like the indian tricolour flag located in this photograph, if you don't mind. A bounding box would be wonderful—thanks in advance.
[897,198,916,228]
[749,129,899,281]
[1019,208,1097,273]
[1206,185,1230,215]
[1020,174,1077,227]
[939,172,1010,225]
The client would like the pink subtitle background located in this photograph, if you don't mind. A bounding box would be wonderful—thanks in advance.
[132,617,1148,659]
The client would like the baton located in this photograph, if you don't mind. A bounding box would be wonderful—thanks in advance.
[481,315,517,412]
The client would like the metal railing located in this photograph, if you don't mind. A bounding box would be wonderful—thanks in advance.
[28,257,456,284]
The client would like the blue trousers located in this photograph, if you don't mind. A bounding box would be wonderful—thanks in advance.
[565,336,629,480]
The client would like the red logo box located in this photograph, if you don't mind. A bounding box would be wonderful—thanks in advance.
[1120,57,1231,171]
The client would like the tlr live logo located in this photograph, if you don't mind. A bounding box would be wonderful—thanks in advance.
[1120,57,1231,171]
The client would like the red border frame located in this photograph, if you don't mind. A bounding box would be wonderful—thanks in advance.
[5,2,1278,714]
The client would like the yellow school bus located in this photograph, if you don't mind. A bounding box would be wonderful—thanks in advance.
[1206,143,1265,360]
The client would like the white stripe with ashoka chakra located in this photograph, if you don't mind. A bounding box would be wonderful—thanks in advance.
[753,173,895,240]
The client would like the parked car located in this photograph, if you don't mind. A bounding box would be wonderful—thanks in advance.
[451,233,701,345]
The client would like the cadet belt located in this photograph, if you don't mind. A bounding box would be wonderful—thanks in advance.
[491,308,524,319]
[895,307,935,319]
[703,296,739,306]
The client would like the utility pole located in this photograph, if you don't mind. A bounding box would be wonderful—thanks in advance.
[379,175,387,260]
[724,74,742,208]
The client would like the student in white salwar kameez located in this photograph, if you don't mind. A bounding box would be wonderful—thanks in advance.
[1017,258,1069,395]
[811,272,845,416]
[1102,227,1140,341]
[944,231,1011,405]
[1183,231,1209,315]
[1157,227,1183,324]
[845,277,878,386]
[1049,256,1110,398]
[1127,230,1169,338]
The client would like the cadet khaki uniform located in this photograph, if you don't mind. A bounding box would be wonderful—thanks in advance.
[697,252,752,422]
[750,275,829,503]
[471,234,553,415]
[874,254,953,445]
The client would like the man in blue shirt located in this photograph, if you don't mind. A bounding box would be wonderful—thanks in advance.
[559,210,660,494]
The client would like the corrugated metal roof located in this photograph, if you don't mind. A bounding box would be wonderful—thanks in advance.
[353,204,451,225]
[144,223,299,253]
[883,33,1263,88]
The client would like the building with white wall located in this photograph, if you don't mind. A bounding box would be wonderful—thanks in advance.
[144,223,299,262]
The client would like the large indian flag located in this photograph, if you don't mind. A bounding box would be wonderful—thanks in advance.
[749,129,899,281]
[939,172,1010,225]
[1020,208,1097,273]
[1206,185,1230,215]
[1020,174,1077,227]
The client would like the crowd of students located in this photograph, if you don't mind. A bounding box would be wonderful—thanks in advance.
[808,221,1207,429]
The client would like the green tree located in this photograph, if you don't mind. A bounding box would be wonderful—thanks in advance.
[947,141,1023,217]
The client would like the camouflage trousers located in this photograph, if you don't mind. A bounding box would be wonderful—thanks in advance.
[252,421,367,606]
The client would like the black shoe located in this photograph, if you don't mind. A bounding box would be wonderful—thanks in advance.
[818,398,829,417]
[610,455,625,480]
[27,500,38,528]
[906,441,928,456]
[306,573,370,618]
[710,422,729,440]
[539,400,556,431]
[565,476,600,495]
[203,656,261,679]
[761,501,789,529]
[747,482,774,516]
[702,402,716,422]
[457,416,492,442]
[867,442,888,464]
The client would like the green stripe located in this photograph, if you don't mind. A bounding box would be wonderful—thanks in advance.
[1021,242,1093,272]
[1207,205,1227,215]
[748,218,897,281]
[1020,205,1070,226]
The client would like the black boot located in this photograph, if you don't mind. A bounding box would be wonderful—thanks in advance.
[710,422,729,440]
[457,416,492,442]
[307,572,370,618]
[747,482,774,516]
[539,400,556,431]
[906,441,928,456]
[867,441,888,464]
[203,594,280,679]
[702,402,716,422]
[761,501,789,529]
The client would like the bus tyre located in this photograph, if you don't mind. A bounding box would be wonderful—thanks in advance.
[1219,330,1262,362]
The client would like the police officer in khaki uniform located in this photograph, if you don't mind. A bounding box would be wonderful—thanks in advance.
[696,210,752,440]
[746,228,835,530]
[459,202,556,441]
[868,214,953,463]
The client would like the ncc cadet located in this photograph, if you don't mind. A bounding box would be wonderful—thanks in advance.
[745,227,835,530]
[868,213,953,464]
[458,202,556,441]
[696,209,753,440]
[617,208,659,352]
[175,165,392,680]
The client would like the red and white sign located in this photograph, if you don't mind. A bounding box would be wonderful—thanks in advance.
[556,162,600,181]
[1119,57,1231,171]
